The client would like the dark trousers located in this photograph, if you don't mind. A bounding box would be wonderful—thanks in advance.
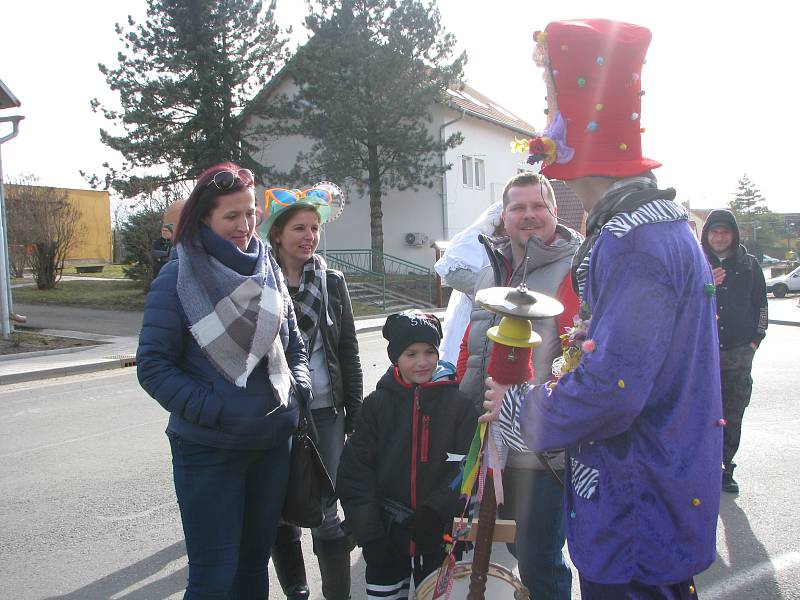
[720,344,756,468]
[365,549,445,599]
[579,575,697,599]
[169,434,290,600]
[499,467,571,600]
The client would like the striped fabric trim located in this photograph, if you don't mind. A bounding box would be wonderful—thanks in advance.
[570,457,599,500]
[573,253,592,300]
[604,199,687,239]
[498,383,531,453]
[367,577,411,599]
[575,199,687,298]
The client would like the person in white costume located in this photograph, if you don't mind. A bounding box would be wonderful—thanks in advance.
[433,202,504,364]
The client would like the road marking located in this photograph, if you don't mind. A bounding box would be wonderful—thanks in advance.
[703,551,800,598]
[0,418,165,459]
[96,500,176,523]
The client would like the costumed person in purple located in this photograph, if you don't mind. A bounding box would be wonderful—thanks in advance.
[481,20,722,598]
[337,311,477,600]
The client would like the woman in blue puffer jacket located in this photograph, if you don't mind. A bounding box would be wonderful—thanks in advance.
[136,161,312,600]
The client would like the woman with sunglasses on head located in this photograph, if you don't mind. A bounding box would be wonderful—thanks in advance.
[265,187,363,600]
[136,162,312,600]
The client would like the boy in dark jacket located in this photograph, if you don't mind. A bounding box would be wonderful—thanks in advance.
[337,310,477,598]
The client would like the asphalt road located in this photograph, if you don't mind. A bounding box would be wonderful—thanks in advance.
[1,326,798,599]
[14,303,145,337]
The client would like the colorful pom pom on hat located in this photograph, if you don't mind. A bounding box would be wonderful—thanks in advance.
[530,19,661,180]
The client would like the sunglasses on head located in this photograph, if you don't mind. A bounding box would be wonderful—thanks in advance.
[265,187,333,208]
[206,168,255,190]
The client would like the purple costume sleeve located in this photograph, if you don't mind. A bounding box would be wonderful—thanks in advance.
[518,250,679,451]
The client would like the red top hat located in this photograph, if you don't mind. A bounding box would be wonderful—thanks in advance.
[527,19,661,180]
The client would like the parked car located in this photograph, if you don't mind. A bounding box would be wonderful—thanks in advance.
[765,266,800,298]
[761,254,781,265]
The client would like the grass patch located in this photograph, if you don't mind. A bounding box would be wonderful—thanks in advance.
[0,330,96,356]
[351,300,386,318]
[13,279,385,317]
[62,264,129,278]
[13,280,146,311]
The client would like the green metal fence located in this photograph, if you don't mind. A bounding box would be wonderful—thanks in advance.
[325,249,433,306]
[324,253,387,311]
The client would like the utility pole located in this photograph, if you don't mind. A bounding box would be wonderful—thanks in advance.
[0,78,23,340]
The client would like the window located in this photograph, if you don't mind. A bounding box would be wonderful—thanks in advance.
[462,156,473,187]
[474,158,485,190]
[462,155,485,189]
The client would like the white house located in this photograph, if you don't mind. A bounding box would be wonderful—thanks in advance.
[243,78,539,270]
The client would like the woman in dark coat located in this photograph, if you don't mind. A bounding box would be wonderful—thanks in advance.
[265,188,363,600]
[136,162,311,600]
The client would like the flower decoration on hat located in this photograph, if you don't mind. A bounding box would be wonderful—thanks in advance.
[511,112,575,169]
[527,136,557,166]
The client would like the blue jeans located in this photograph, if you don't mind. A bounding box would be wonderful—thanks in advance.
[500,467,572,600]
[169,434,290,600]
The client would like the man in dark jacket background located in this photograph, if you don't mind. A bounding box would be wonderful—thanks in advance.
[701,209,768,494]
[150,224,173,279]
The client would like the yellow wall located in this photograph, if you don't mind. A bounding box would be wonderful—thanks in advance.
[63,188,112,263]
[4,185,112,263]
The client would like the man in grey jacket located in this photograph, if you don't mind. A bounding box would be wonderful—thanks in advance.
[457,172,581,600]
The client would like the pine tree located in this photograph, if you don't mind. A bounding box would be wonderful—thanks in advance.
[85,0,287,197]
[728,174,783,257]
[262,0,465,264]
[729,174,768,216]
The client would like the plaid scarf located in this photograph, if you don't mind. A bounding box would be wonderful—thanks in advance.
[176,232,291,406]
[571,173,678,298]
[291,254,333,349]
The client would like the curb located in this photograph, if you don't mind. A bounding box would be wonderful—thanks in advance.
[0,311,445,385]
[769,319,800,327]
[0,356,136,386]
[0,342,103,362]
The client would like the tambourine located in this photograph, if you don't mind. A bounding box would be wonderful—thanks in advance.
[414,561,529,599]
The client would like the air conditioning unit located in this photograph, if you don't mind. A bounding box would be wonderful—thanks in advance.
[405,232,429,247]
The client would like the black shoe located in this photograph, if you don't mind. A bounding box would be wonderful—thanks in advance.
[285,583,310,600]
[272,526,309,599]
[722,473,739,494]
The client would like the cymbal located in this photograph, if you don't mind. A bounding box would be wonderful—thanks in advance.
[475,285,564,319]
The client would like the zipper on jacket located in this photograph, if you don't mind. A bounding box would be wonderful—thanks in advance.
[409,387,421,556]
[410,387,420,509]
[421,415,431,463]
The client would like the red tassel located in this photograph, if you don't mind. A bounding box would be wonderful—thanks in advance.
[487,342,533,384]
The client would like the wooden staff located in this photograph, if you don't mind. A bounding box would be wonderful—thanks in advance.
[467,469,497,599]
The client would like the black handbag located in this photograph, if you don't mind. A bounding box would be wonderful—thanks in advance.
[282,390,335,528]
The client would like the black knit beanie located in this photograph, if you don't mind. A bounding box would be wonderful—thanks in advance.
[382,310,442,364]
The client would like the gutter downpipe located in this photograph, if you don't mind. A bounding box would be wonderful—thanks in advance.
[439,108,465,241]
[0,115,24,340]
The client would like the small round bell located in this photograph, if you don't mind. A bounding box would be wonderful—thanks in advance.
[487,316,541,348]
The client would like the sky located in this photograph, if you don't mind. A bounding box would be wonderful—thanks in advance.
[1,0,798,214]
